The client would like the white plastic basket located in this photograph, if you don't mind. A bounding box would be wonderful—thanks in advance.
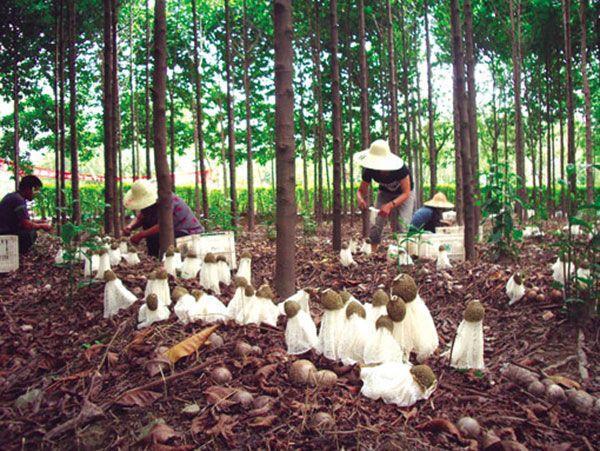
[0,235,19,272]
[403,233,465,261]
[176,231,237,269]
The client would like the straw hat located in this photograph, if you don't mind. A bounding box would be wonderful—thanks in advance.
[424,192,454,209]
[353,139,404,171]
[123,179,158,210]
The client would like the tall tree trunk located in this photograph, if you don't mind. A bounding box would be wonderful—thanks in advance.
[192,99,201,216]
[103,0,115,235]
[67,0,80,223]
[300,94,309,212]
[310,0,324,225]
[358,0,370,237]
[144,0,152,178]
[242,0,255,230]
[330,0,342,251]
[561,0,576,207]
[273,0,296,297]
[509,0,526,220]
[415,72,424,206]
[579,0,593,203]
[451,43,463,224]
[545,58,552,211]
[559,107,565,210]
[191,0,209,219]
[59,0,66,224]
[54,11,61,231]
[168,82,175,188]
[385,0,399,154]
[111,0,121,235]
[129,3,138,180]
[399,4,412,172]
[463,0,479,233]
[424,0,436,195]
[152,0,173,255]
[217,95,228,197]
[224,0,237,227]
[13,65,20,190]
[450,0,475,259]
[490,56,499,166]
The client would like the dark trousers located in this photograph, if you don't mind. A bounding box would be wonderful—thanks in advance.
[146,230,188,258]
[16,230,37,254]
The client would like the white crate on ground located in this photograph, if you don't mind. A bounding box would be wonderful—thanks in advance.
[176,231,237,269]
[0,235,19,272]
[436,225,485,242]
[403,233,465,261]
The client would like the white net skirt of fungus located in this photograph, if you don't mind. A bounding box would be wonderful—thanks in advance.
[404,295,439,361]
[436,251,452,270]
[164,255,179,277]
[236,258,252,283]
[109,248,122,266]
[119,241,128,254]
[255,296,279,327]
[317,309,346,361]
[189,295,230,323]
[338,316,370,365]
[506,275,525,305]
[137,305,170,329]
[279,290,311,316]
[83,254,99,277]
[95,254,111,280]
[200,263,221,294]
[144,278,156,299]
[364,328,405,365]
[103,279,137,318]
[153,279,172,307]
[218,260,232,285]
[174,293,196,324]
[551,258,573,285]
[340,248,355,267]
[181,257,201,279]
[392,320,413,362]
[227,288,247,323]
[360,240,372,255]
[366,305,387,325]
[360,363,435,407]
[124,252,140,265]
[398,251,414,266]
[240,294,261,325]
[285,310,318,355]
[54,248,64,264]
[450,320,484,370]
[349,239,359,254]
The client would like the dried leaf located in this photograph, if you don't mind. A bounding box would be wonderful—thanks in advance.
[147,423,179,444]
[255,363,278,380]
[548,375,581,390]
[116,389,162,407]
[248,415,277,428]
[164,325,219,364]
[415,418,462,440]
[205,414,237,442]
[204,386,237,409]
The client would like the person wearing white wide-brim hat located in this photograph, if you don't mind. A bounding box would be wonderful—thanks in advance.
[409,192,455,233]
[354,140,415,251]
[122,179,203,257]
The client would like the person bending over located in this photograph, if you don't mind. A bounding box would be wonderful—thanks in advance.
[355,140,415,252]
[409,192,454,233]
[122,179,203,258]
[0,175,52,254]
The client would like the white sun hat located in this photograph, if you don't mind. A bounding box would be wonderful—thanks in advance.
[353,139,404,171]
[123,179,158,211]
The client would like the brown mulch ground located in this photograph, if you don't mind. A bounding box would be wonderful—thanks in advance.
[0,219,598,449]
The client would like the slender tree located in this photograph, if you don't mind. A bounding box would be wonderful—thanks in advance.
[385,0,399,154]
[129,3,138,180]
[561,0,576,204]
[13,60,20,190]
[273,0,296,297]
[224,0,237,227]
[242,0,255,230]
[144,0,152,178]
[450,0,475,259]
[579,0,593,203]
[330,0,342,250]
[111,0,121,235]
[152,0,173,255]
[58,0,66,224]
[424,0,436,195]
[310,0,324,224]
[67,0,79,223]
[357,0,370,237]
[103,0,115,235]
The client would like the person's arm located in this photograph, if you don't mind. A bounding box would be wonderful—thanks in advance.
[131,224,159,244]
[20,218,51,231]
[123,212,144,235]
[379,177,411,217]
[356,181,370,210]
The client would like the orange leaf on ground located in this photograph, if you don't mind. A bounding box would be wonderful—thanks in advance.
[549,375,581,389]
[164,325,219,364]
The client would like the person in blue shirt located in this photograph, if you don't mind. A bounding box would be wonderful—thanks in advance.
[0,175,52,254]
[410,192,454,233]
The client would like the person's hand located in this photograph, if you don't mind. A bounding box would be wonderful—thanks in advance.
[357,198,368,210]
[378,202,394,218]
[40,223,52,232]
[130,232,144,245]
[122,225,132,236]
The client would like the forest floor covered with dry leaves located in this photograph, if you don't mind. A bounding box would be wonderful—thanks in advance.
[0,218,598,449]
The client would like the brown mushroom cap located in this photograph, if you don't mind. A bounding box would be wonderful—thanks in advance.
[320,290,343,311]
[165,245,175,257]
[146,293,159,311]
[513,273,523,285]
[391,274,418,302]
[256,285,275,300]
[244,285,255,297]
[365,238,371,244]
[463,300,485,322]
[376,315,394,333]
[191,289,204,300]
[156,269,169,280]
[340,291,352,303]
[186,250,197,259]
[372,289,390,307]
[386,298,407,322]
[341,242,349,250]
[216,255,227,263]
[103,269,117,282]
[240,251,252,259]
[410,365,436,391]
[110,242,119,250]
[234,276,249,288]
[284,300,301,318]
[172,286,189,301]
[346,302,366,319]
[204,253,217,264]
[99,248,108,256]
[147,271,156,280]
[438,245,446,252]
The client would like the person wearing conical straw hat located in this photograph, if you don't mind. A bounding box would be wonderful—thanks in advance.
[409,192,454,233]
[354,140,415,251]
[122,179,203,258]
